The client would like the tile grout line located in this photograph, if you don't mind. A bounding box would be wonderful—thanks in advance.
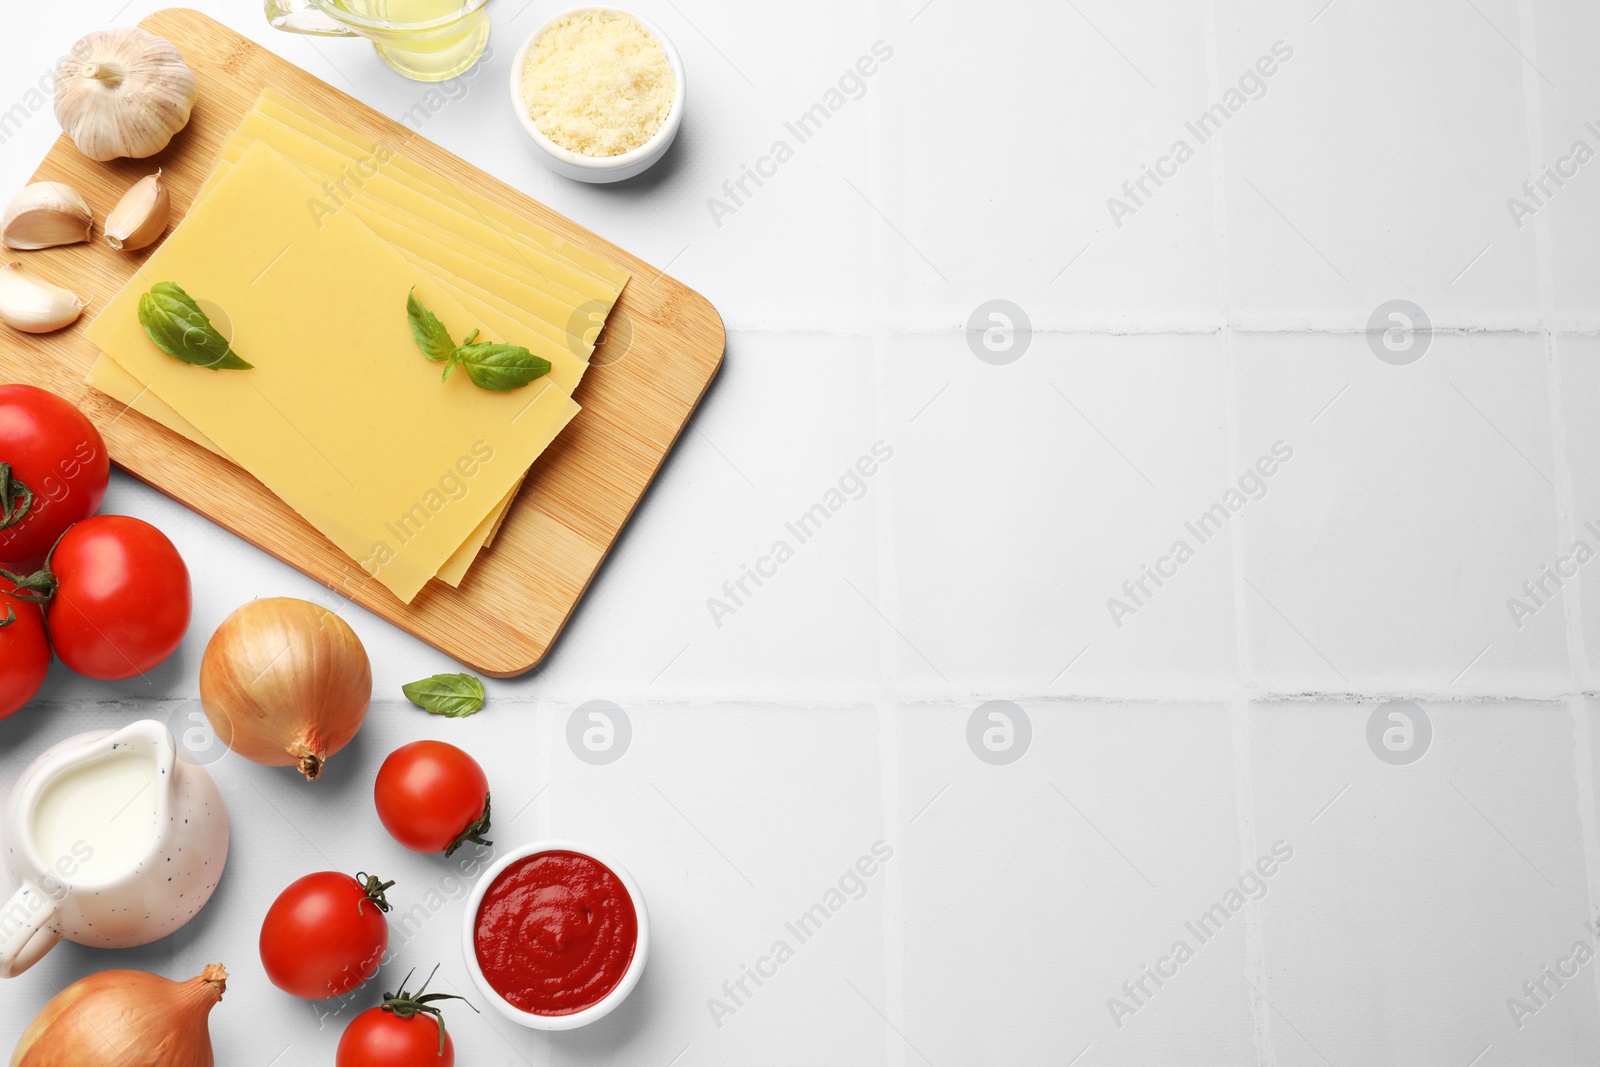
[41,690,1600,712]
[1196,0,1275,1057]
[1229,700,1275,1067]
[536,688,553,843]
[869,0,901,726]
[871,0,897,702]
[1548,336,1584,684]
[874,300,909,1067]
[712,321,1600,336]
[1514,0,1583,756]
[868,3,906,1059]
[1514,0,1600,1023]
[1197,6,1248,705]
[875,699,907,1067]
[1516,0,1579,688]
[1569,697,1600,1019]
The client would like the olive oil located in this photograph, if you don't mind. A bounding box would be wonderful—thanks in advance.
[333,0,491,81]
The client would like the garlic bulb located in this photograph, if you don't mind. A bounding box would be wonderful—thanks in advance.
[0,263,86,333]
[105,170,170,251]
[11,964,227,1067]
[1,182,93,250]
[54,28,197,161]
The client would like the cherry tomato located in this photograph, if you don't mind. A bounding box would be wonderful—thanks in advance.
[0,385,109,570]
[41,515,189,680]
[338,1009,453,1067]
[0,595,49,719]
[375,741,491,855]
[336,970,462,1067]
[260,871,393,1000]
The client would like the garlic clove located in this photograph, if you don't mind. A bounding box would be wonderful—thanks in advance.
[0,263,87,334]
[1,181,93,250]
[54,28,197,162]
[104,170,170,251]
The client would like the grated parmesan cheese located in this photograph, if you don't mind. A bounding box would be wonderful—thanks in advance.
[521,12,676,158]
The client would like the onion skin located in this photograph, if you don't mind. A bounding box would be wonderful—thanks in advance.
[10,964,227,1067]
[200,597,371,781]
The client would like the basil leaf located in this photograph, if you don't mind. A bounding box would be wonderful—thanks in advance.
[137,283,253,370]
[455,343,551,392]
[406,291,455,364]
[405,293,551,392]
[402,673,486,718]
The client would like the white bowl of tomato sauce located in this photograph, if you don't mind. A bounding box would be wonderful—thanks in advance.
[462,841,648,1030]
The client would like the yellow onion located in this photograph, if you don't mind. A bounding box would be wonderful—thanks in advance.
[11,964,227,1067]
[200,597,371,781]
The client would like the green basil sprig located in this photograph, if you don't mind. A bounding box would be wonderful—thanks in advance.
[407,291,549,392]
[137,283,253,370]
[402,673,485,718]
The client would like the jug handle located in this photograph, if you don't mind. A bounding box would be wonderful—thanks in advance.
[263,0,360,37]
[0,880,61,978]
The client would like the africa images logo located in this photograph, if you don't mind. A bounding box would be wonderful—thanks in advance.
[966,300,1032,366]
[967,701,1031,765]
[1366,299,1431,366]
[1366,700,1431,766]
[567,701,631,765]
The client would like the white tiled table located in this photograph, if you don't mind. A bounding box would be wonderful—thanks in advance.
[4,1,1598,1064]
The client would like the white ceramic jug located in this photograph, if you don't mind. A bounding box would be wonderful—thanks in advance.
[0,720,230,977]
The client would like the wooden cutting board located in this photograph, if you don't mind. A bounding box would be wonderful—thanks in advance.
[3,8,724,677]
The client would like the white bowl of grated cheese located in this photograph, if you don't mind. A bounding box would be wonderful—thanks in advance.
[511,7,685,183]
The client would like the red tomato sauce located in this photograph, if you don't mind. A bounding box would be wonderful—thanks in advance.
[473,850,638,1015]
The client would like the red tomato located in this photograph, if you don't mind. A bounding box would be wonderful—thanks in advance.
[0,385,109,570]
[375,741,491,855]
[336,978,458,1067]
[0,595,49,719]
[260,871,393,1000]
[43,516,189,680]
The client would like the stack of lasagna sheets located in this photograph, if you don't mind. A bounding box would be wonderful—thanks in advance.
[84,90,629,603]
